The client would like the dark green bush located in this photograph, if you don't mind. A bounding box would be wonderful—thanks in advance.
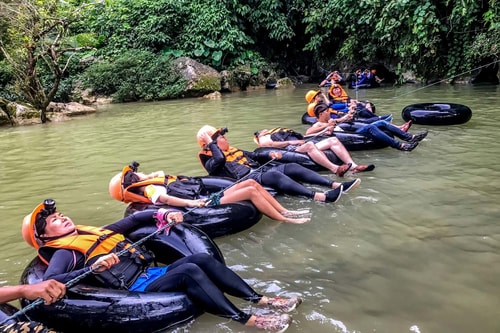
[82,50,186,102]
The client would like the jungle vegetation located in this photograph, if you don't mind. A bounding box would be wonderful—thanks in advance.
[0,0,498,121]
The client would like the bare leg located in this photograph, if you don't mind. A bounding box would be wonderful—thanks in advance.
[227,180,287,211]
[295,142,341,173]
[222,181,310,224]
[314,138,358,168]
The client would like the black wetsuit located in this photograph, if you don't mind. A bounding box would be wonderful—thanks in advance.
[200,142,334,198]
[42,211,261,323]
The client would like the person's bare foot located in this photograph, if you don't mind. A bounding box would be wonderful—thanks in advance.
[399,120,412,132]
[281,209,311,217]
[335,163,352,177]
[284,217,310,224]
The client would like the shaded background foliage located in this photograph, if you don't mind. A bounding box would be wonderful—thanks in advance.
[1,0,499,104]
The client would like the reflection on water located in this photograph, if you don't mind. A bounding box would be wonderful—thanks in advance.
[1,84,499,333]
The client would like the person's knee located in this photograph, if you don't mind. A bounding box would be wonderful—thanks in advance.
[303,142,316,151]
[189,253,213,264]
[326,138,340,147]
[246,179,260,190]
[365,125,376,134]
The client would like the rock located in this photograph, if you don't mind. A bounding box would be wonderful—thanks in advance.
[0,100,97,127]
[47,102,97,116]
[172,57,221,97]
[202,91,222,100]
[276,77,295,88]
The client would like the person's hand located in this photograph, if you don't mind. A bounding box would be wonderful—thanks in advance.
[290,140,305,145]
[149,170,165,178]
[22,280,66,305]
[91,253,120,273]
[269,151,282,159]
[166,211,183,224]
[188,199,207,208]
[202,132,213,145]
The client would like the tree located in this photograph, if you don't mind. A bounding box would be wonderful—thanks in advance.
[303,0,500,83]
[0,0,96,122]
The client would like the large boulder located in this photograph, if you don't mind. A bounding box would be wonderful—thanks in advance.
[221,66,295,92]
[0,100,97,127]
[173,57,221,97]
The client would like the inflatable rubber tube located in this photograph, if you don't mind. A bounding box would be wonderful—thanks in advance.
[297,121,390,151]
[402,103,472,125]
[252,146,342,171]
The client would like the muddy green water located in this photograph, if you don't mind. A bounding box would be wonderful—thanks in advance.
[1,84,499,333]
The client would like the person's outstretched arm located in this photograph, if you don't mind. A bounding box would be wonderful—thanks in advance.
[0,280,66,305]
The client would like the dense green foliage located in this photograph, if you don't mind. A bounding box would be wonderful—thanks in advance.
[82,50,186,102]
[304,0,499,82]
[1,0,499,108]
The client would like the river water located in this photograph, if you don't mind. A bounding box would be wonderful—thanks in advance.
[0,83,499,333]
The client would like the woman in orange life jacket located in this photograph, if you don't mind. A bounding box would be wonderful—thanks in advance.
[254,128,375,174]
[197,126,362,204]
[109,162,310,224]
[21,199,302,332]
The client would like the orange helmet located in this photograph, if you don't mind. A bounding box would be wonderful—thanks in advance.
[196,125,228,147]
[307,103,316,117]
[22,200,55,249]
[109,172,125,201]
[305,90,320,104]
[109,162,140,201]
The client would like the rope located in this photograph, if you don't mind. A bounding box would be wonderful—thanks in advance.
[348,59,500,107]
[303,127,330,142]
[387,59,500,101]
[208,157,277,197]
[2,157,280,324]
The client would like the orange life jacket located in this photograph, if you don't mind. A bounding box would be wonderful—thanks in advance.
[39,225,153,289]
[329,84,349,103]
[38,225,125,265]
[202,146,253,166]
[259,127,303,141]
[122,176,167,203]
[199,146,257,179]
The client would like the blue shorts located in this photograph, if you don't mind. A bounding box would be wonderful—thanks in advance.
[129,266,169,292]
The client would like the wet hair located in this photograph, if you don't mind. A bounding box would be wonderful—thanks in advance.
[314,103,329,118]
[35,214,47,236]
[122,171,140,188]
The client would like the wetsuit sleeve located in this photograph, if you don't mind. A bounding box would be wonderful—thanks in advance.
[43,249,90,283]
[203,142,227,174]
[104,210,165,234]
[243,149,258,161]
